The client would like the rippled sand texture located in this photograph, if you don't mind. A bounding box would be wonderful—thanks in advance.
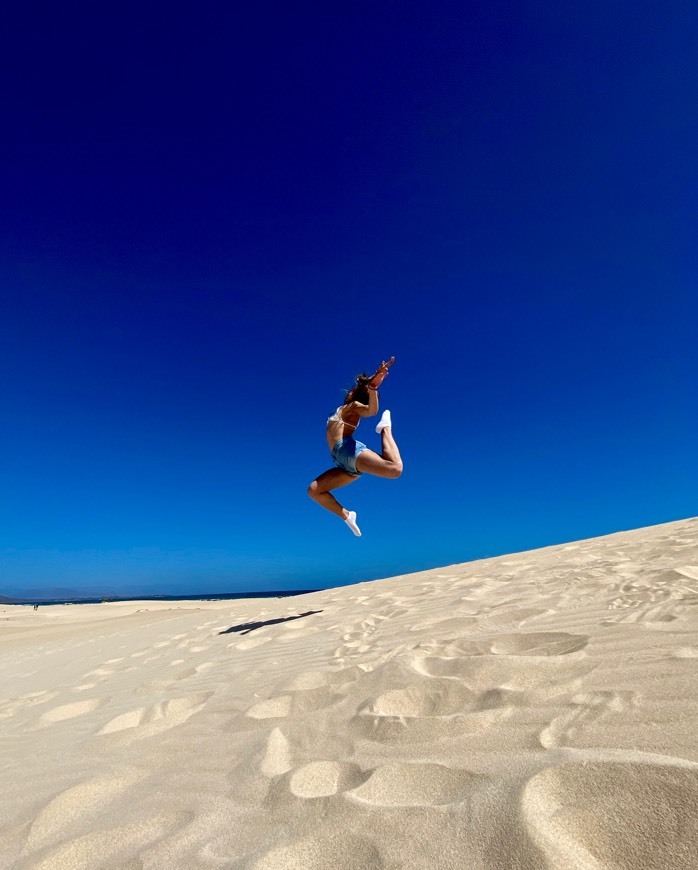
[1,517,697,869]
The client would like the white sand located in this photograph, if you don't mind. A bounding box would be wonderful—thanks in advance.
[1,517,697,869]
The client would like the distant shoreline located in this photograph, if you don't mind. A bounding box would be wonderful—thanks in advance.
[0,589,320,607]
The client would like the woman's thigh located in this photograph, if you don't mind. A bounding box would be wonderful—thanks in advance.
[311,467,360,493]
[354,449,394,478]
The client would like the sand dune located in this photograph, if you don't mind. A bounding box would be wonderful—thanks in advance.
[1,517,697,868]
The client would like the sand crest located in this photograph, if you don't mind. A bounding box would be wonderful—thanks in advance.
[1,517,697,868]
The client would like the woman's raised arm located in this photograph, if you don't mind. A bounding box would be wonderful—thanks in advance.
[368,356,395,389]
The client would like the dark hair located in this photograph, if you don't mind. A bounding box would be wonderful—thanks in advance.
[344,372,372,405]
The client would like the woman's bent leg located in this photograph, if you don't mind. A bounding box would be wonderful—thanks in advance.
[379,426,402,468]
[307,468,359,518]
[354,425,403,479]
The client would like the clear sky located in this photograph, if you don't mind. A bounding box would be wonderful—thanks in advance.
[2,2,696,599]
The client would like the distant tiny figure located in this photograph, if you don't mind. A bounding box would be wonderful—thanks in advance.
[33,604,38,611]
[308,357,403,536]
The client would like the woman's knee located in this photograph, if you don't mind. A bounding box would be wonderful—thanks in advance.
[307,481,320,499]
[387,461,403,479]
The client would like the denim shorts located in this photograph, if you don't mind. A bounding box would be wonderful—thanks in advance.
[331,437,368,476]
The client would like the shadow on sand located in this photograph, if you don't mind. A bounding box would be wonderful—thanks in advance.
[218,610,323,636]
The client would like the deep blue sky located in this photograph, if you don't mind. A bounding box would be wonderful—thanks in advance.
[1,2,696,598]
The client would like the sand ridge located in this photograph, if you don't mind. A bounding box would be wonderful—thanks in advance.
[1,517,697,868]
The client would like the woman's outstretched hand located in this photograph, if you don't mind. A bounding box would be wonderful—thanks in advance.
[369,356,395,388]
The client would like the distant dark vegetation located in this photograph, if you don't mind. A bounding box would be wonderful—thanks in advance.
[0,590,319,606]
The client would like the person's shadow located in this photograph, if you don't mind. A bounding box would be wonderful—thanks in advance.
[218,610,322,636]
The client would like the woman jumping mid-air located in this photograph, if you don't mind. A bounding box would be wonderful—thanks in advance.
[308,357,403,536]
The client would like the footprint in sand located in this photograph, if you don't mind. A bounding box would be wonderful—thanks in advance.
[539,690,635,748]
[672,646,698,658]
[489,632,589,656]
[41,698,103,725]
[170,662,214,682]
[24,769,147,851]
[0,691,60,720]
[416,631,588,662]
[247,686,341,720]
[352,698,511,744]
[345,656,516,744]
[522,756,698,869]
[364,678,476,717]
[346,762,485,806]
[71,683,98,693]
[23,813,189,870]
[260,727,293,776]
[288,761,365,797]
[98,691,213,739]
[83,668,116,678]
[675,565,698,581]
[290,666,363,694]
